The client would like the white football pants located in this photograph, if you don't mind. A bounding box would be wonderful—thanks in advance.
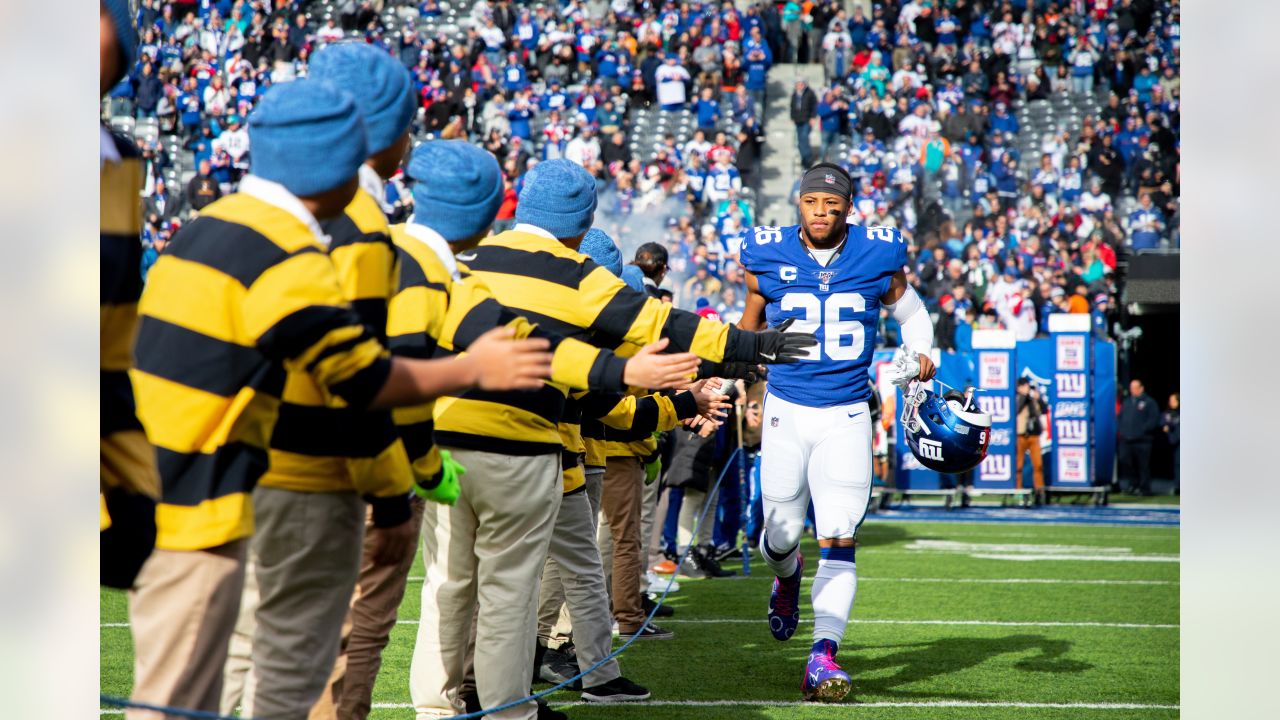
[759,392,873,553]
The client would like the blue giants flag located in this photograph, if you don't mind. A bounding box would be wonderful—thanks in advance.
[1048,314,1094,486]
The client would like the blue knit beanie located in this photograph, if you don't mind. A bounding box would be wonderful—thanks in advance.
[514,159,598,239]
[102,0,137,80]
[620,264,647,293]
[309,43,417,155]
[408,141,504,243]
[579,229,623,276]
[249,80,368,197]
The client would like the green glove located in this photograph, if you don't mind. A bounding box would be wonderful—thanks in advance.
[644,456,662,485]
[413,449,466,505]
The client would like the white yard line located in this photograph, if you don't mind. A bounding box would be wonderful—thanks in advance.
[360,700,1179,710]
[101,699,1180,715]
[401,576,1176,585]
[660,618,1178,629]
[104,618,1176,630]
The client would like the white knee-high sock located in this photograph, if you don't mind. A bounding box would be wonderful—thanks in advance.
[760,530,799,579]
[811,546,857,645]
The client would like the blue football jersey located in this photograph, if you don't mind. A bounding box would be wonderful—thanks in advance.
[741,223,908,408]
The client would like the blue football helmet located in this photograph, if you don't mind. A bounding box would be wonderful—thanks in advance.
[900,383,992,474]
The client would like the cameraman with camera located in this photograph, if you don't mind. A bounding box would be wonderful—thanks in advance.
[1015,378,1047,506]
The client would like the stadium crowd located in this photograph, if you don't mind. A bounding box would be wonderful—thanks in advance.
[100,0,1180,718]
[106,0,1179,351]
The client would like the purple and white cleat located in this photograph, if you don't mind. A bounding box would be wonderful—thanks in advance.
[767,552,804,641]
[802,639,852,702]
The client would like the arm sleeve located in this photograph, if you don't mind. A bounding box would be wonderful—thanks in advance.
[584,390,693,441]
[885,283,934,353]
[327,230,398,341]
[442,272,628,392]
[576,263,755,362]
[245,249,391,410]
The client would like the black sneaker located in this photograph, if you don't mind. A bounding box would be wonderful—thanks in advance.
[642,594,675,617]
[536,697,569,720]
[715,543,744,562]
[538,647,583,689]
[627,623,675,640]
[692,545,737,577]
[581,676,652,703]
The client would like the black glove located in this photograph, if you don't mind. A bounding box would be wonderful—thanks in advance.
[697,360,762,383]
[753,318,818,364]
[100,488,157,589]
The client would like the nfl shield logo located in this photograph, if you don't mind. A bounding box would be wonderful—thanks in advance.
[824,173,835,185]
[770,417,779,427]
[818,271,835,284]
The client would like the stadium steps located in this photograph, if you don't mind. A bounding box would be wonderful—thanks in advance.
[758,63,825,227]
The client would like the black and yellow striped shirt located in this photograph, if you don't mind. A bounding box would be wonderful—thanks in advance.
[132,188,392,551]
[387,223,630,483]
[580,389,698,466]
[440,228,749,456]
[101,128,160,530]
[258,188,412,503]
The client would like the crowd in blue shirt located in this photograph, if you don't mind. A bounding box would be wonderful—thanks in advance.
[104,0,1177,349]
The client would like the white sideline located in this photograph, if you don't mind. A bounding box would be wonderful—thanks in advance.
[101,700,1180,715]
[102,618,1176,629]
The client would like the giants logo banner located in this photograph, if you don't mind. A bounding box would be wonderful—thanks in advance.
[1054,401,1089,418]
[1056,334,1086,371]
[980,454,1012,481]
[1054,419,1089,446]
[979,352,1009,389]
[977,395,1011,423]
[1056,446,1090,484]
[1049,327,1093,488]
[1056,373,1088,399]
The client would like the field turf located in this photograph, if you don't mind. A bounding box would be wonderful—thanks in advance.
[102,516,1179,718]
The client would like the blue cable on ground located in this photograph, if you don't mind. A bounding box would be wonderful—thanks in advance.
[99,694,246,719]
[101,447,743,720]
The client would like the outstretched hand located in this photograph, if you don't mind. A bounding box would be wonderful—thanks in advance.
[624,338,701,389]
[755,317,819,363]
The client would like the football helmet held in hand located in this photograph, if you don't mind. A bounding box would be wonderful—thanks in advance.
[901,383,992,474]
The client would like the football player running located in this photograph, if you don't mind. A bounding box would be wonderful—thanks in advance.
[738,163,936,702]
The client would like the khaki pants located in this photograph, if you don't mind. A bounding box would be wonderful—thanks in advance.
[599,457,645,633]
[539,470,604,649]
[638,471,662,592]
[220,558,259,716]
[127,540,247,719]
[536,490,621,688]
[677,485,718,550]
[410,449,561,720]
[248,487,364,720]
[1016,435,1045,490]
[311,498,426,720]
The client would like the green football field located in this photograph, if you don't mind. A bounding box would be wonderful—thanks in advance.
[101,517,1179,719]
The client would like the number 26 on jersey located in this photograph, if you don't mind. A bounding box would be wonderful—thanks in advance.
[780,291,867,361]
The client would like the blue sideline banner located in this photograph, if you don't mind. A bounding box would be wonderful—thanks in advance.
[1093,340,1117,486]
[869,337,1116,490]
[1048,314,1093,487]
[970,330,1018,490]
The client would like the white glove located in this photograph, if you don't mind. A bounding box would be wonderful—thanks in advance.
[884,346,922,389]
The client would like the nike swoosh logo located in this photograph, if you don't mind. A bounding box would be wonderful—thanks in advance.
[848,411,864,419]
[456,252,477,261]
[809,671,821,684]
[760,352,776,362]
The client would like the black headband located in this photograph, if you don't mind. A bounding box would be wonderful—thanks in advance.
[799,163,853,200]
